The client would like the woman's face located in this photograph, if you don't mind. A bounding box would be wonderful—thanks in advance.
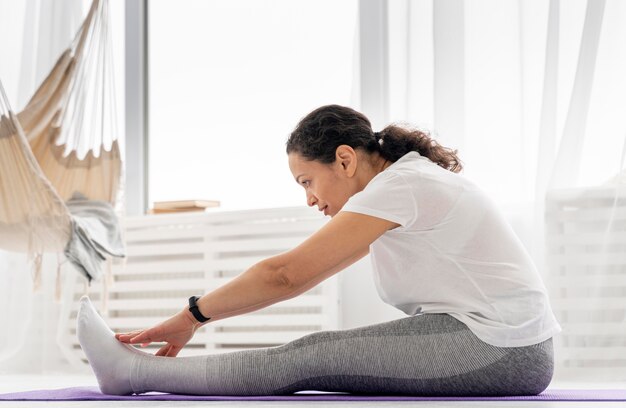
[288,150,358,217]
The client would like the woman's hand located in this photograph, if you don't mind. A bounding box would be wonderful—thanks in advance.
[115,308,200,357]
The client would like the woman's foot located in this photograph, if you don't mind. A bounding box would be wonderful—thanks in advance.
[76,295,146,395]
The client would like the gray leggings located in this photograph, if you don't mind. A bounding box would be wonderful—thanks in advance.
[129,313,554,396]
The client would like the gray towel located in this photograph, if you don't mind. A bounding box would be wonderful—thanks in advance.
[64,192,125,282]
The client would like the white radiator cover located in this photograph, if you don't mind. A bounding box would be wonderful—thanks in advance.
[545,185,626,381]
[58,206,339,368]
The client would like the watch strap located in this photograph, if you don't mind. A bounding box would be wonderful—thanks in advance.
[188,296,211,323]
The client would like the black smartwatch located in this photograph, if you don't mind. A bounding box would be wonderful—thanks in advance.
[188,296,211,323]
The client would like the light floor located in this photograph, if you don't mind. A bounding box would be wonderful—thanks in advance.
[0,375,624,408]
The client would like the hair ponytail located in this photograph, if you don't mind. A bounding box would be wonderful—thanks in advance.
[287,104,463,174]
[377,125,463,173]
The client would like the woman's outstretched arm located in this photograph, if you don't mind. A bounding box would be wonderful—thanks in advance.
[115,211,398,356]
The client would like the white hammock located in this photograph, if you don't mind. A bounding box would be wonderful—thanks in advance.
[0,0,123,283]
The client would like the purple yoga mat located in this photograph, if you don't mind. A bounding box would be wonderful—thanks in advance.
[0,387,625,401]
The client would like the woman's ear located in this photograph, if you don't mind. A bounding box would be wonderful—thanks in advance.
[335,145,357,177]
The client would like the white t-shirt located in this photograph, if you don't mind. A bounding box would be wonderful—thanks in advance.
[342,151,562,348]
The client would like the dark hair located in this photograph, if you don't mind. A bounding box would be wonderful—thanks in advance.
[286,104,463,173]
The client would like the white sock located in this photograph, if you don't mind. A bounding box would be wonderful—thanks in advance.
[76,295,147,395]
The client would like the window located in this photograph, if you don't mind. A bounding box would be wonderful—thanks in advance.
[148,0,358,210]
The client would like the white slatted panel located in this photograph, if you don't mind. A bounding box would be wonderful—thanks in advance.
[58,206,339,367]
[545,186,626,381]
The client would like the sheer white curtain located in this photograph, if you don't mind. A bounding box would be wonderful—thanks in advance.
[388,0,626,383]
[0,0,85,373]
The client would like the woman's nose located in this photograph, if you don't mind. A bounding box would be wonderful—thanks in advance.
[307,192,317,207]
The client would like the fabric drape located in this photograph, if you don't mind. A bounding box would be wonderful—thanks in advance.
[386,0,626,383]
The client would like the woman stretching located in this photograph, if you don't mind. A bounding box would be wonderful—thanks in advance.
[77,104,561,396]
